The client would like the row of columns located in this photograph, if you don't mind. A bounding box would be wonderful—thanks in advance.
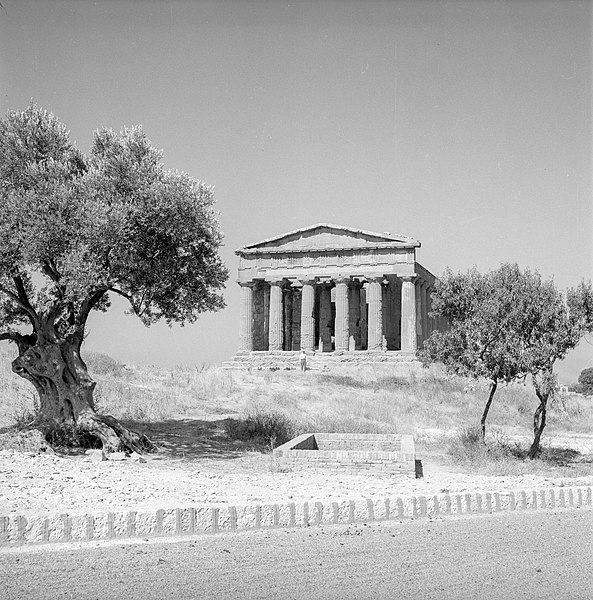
[239,275,432,354]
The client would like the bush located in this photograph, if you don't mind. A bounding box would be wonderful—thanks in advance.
[576,367,593,395]
[84,352,126,377]
[43,422,102,450]
[224,410,295,449]
[447,426,519,466]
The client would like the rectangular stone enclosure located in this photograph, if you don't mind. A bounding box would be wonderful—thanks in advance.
[273,433,416,474]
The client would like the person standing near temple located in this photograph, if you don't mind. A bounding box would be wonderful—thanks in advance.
[299,350,307,372]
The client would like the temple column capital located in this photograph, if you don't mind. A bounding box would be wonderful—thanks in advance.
[268,278,285,287]
[334,275,351,286]
[399,274,417,283]
[299,276,317,286]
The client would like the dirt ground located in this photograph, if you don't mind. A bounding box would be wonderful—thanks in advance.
[2,418,593,516]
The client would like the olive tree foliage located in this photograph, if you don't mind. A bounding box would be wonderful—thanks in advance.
[575,367,593,395]
[0,104,228,452]
[418,264,539,440]
[419,264,593,457]
[522,280,593,458]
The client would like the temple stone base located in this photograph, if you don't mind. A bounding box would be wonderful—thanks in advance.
[222,350,424,374]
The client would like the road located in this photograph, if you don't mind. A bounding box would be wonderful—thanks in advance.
[1,510,592,599]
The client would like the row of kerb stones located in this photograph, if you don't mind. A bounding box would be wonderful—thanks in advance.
[1,486,591,546]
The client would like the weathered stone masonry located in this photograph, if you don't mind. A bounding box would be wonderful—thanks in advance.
[235,224,445,356]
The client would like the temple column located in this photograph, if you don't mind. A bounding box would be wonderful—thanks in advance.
[401,275,417,352]
[367,277,383,351]
[268,280,284,351]
[300,279,316,351]
[238,281,254,352]
[334,277,350,351]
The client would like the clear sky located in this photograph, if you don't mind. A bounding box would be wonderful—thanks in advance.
[1,0,591,382]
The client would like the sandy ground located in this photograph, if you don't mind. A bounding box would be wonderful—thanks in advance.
[2,418,593,515]
[2,450,593,516]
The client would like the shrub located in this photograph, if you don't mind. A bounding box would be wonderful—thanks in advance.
[84,352,126,377]
[12,394,40,430]
[43,422,102,450]
[224,410,295,449]
[447,426,519,466]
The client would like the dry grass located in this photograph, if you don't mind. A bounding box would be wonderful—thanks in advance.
[1,343,592,476]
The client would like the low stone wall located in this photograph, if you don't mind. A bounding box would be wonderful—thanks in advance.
[2,487,591,547]
[273,433,416,474]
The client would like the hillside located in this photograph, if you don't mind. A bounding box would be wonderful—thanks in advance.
[1,343,591,449]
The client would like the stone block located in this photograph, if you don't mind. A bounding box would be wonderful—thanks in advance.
[217,506,236,532]
[129,452,147,463]
[70,514,91,541]
[294,502,309,527]
[85,449,107,462]
[236,505,260,530]
[277,503,294,527]
[134,510,157,537]
[160,509,177,535]
[110,511,129,538]
[23,516,46,544]
[353,499,371,522]
[194,506,214,534]
[259,504,276,528]
[106,452,127,461]
[46,514,65,542]
[372,498,389,521]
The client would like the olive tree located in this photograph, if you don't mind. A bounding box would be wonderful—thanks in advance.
[0,105,228,452]
[419,264,593,455]
[418,264,536,440]
[523,281,593,458]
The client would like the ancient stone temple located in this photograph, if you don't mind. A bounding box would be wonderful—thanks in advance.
[227,224,445,368]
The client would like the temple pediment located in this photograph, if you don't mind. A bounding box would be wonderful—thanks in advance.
[236,223,419,255]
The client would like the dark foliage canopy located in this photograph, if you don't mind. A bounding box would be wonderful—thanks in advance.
[0,104,229,348]
[577,367,593,395]
[419,264,593,385]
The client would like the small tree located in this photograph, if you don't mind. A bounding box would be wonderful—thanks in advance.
[418,264,538,440]
[523,281,593,458]
[576,367,593,395]
[420,265,593,454]
[0,104,228,452]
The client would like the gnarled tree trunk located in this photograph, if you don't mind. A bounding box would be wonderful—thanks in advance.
[12,338,153,454]
[528,368,554,460]
[528,395,548,459]
[480,379,498,442]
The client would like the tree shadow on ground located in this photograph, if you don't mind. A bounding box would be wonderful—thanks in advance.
[125,418,267,461]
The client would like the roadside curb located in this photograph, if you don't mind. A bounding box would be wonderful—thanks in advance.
[1,486,591,547]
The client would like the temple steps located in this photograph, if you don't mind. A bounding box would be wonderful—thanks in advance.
[221,350,423,372]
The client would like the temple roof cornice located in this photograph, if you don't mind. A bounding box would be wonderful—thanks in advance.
[236,242,417,257]
[236,223,420,256]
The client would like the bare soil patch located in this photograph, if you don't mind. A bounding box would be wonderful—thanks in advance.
[2,418,592,516]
